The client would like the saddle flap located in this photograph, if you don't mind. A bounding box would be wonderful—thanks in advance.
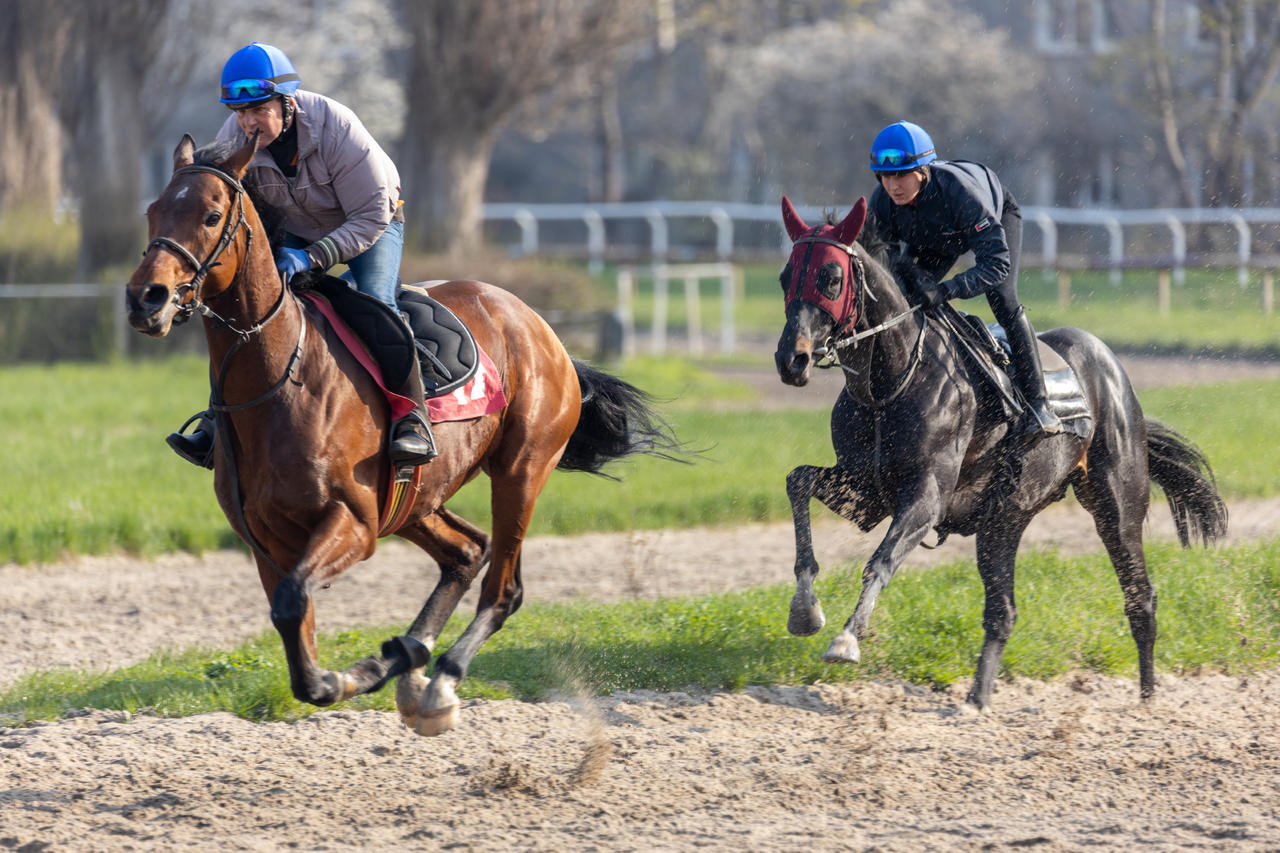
[397,283,479,397]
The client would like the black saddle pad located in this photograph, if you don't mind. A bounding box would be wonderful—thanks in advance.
[306,274,417,392]
[301,275,479,399]
[397,284,478,397]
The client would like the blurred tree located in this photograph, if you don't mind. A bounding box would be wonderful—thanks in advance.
[399,0,647,254]
[59,1,205,280]
[1146,0,1280,208]
[715,0,1043,207]
[0,1,71,219]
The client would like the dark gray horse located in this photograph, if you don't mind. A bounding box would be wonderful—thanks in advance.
[774,196,1228,709]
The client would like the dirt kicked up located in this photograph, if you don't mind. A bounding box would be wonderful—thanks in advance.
[3,498,1280,850]
[2,670,1279,850]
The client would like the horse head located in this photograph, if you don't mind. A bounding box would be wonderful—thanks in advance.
[126,132,260,337]
[774,196,867,386]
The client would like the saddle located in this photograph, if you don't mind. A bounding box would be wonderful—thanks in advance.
[303,274,479,399]
[944,306,1092,438]
[299,274,484,538]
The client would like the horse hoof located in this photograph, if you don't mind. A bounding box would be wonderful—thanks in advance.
[320,671,359,704]
[414,702,460,737]
[821,631,860,663]
[787,596,826,636]
[414,677,461,737]
[395,669,430,729]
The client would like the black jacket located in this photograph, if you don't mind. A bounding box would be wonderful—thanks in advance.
[868,160,1016,300]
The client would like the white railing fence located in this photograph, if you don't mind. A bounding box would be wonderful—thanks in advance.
[482,201,1280,287]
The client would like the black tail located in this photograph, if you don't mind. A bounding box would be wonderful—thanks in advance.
[558,358,686,477]
[1145,418,1228,548]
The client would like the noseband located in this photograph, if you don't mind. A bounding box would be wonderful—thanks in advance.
[143,164,286,339]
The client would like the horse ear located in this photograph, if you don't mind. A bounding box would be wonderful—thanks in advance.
[835,196,868,246]
[173,134,196,171]
[222,131,259,179]
[781,196,809,240]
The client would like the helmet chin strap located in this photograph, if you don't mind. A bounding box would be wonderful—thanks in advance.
[281,96,295,132]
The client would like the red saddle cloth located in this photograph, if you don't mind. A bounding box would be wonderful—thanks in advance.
[302,291,507,423]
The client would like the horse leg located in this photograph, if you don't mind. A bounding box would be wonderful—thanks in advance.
[260,506,377,706]
[825,478,943,663]
[411,465,553,736]
[786,463,875,635]
[966,527,1023,710]
[383,509,491,730]
[1078,475,1157,699]
[786,465,827,636]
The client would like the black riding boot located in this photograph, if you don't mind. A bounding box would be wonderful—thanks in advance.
[1005,308,1063,437]
[391,364,438,466]
[166,410,216,469]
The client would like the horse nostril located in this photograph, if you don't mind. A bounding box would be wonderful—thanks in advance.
[142,284,171,311]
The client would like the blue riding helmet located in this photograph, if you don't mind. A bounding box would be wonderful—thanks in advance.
[869,121,937,173]
[220,42,301,105]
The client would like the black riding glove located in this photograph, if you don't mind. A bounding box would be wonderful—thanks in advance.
[913,278,948,310]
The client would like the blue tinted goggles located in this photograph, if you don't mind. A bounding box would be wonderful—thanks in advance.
[870,147,934,170]
[222,78,283,103]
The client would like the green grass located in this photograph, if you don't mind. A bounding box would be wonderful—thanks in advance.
[1139,380,1280,498]
[4,538,1277,725]
[3,355,1278,564]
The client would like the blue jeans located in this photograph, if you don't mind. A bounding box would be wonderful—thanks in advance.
[283,220,404,309]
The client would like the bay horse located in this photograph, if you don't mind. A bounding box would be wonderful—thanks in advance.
[774,195,1228,709]
[126,133,679,736]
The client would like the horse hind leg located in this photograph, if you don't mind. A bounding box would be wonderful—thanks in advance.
[1097,528,1157,698]
[1080,485,1157,699]
[965,529,1023,711]
[370,508,491,731]
[411,459,553,736]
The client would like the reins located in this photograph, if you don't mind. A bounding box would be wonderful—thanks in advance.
[786,230,934,512]
[147,163,305,581]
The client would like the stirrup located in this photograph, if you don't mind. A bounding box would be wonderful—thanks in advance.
[1022,401,1063,437]
[390,412,438,466]
[166,411,215,469]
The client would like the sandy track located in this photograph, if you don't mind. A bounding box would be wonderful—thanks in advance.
[2,353,1279,851]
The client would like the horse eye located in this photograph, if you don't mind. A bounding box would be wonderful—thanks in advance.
[816,262,843,300]
[779,264,792,291]
[204,210,222,227]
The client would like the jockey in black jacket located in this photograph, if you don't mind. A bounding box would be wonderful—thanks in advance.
[866,120,1062,436]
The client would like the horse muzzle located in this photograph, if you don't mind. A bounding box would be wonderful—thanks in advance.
[126,282,181,337]
[775,341,814,387]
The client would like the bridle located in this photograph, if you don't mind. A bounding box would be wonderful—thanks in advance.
[786,229,922,369]
[144,161,306,581]
[146,166,248,322]
[785,228,868,344]
[786,228,931,513]
[141,162,305,404]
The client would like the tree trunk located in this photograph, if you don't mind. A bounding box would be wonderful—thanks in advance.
[596,74,626,203]
[72,51,147,280]
[402,129,496,256]
[0,2,69,217]
[1150,0,1200,209]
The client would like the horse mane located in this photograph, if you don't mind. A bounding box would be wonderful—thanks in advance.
[820,208,915,295]
[192,139,288,252]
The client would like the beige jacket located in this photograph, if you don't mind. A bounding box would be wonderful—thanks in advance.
[216,90,401,266]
